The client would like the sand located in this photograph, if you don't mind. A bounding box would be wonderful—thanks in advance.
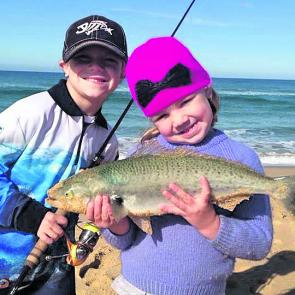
[75,166,295,295]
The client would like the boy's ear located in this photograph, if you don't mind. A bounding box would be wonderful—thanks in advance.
[59,60,69,77]
[120,61,126,79]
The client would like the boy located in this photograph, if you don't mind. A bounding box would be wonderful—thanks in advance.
[0,15,127,294]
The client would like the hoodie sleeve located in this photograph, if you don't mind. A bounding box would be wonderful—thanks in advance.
[211,153,273,260]
[100,219,137,250]
[0,105,50,232]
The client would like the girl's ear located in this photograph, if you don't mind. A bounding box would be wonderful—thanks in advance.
[205,87,213,99]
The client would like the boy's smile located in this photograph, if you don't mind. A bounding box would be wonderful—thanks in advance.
[60,46,125,115]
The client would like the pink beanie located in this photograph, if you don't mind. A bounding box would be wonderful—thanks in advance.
[126,36,212,117]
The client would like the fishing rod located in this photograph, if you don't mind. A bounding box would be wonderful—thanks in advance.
[9,209,100,294]
[8,1,196,293]
[9,209,67,295]
[90,0,196,167]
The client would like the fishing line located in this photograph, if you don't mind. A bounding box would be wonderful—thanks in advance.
[90,0,196,166]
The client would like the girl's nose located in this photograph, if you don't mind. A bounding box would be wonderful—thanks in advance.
[171,112,189,129]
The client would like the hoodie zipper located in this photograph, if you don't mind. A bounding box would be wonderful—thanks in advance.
[73,119,91,168]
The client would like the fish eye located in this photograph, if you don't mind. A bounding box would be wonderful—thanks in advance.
[65,190,74,198]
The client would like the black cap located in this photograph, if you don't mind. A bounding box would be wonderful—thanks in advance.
[62,15,128,62]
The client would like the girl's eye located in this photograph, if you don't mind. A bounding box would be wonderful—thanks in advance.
[153,114,168,122]
[180,97,193,107]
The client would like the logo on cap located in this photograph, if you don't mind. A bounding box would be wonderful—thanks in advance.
[76,20,114,36]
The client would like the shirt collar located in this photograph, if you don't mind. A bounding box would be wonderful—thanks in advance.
[48,79,108,129]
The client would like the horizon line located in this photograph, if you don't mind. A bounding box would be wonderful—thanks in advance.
[0,69,294,82]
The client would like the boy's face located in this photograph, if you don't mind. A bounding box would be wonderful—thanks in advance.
[60,45,125,115]
[150,90,213,145]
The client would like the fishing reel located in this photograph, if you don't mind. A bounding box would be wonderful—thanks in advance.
[46,222,100,266]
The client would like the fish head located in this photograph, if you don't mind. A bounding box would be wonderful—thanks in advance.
[46,178,92,214]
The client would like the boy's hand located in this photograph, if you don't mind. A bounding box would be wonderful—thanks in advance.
[159,176,220,240]
[37,212,68,244]
[86,195,129,235]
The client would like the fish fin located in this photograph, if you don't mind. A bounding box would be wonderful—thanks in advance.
[129,139,171,157]
[214,190,252,211]
[110,195,128,221]
[129,140,197,158]
[129,216,153,235]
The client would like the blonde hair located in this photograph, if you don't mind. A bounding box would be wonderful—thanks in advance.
[140,87,220,143]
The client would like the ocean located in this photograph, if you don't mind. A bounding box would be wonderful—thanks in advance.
[0,70,294,166]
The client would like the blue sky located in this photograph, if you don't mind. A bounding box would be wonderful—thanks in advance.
[0,0,294,79]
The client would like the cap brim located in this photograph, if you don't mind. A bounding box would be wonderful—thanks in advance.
[63,40,127,62]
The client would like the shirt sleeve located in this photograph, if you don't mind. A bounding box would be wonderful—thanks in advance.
[0,106,49,231]
[211,154,273,260]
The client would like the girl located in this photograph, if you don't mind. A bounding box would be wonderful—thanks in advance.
[86,37,273,295]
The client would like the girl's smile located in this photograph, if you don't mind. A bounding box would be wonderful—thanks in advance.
[176,121,200,138]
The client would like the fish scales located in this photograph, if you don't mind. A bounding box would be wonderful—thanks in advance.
[46,151,295,234]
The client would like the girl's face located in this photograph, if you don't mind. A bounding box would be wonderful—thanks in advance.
[151,90,213,145]
[60,46,125,115]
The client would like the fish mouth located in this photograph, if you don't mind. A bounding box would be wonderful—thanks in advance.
[45,195,64,209]
[46,189,57,201]
[46,195,56,201]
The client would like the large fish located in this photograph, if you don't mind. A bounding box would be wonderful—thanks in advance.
[46,149,295,234]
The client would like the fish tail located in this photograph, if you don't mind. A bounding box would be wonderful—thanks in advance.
[275,176,295,214]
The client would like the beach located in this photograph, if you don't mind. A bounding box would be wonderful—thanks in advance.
[75,165,295,295]
[0,72,294,293]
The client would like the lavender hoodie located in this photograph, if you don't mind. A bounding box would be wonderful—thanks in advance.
[102,129,273,295]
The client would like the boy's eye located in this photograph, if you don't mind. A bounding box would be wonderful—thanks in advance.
[105,57,117,63]
[104,57,121,68]
[72,55,91,64]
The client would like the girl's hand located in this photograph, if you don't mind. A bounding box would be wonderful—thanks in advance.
[37,212,68,244]
[86,195,129,235]
[159,176,220,240]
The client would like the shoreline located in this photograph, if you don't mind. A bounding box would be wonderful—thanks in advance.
[264,165,295,177]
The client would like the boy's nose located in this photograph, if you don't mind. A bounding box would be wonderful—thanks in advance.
[89,61,105,72]
[89,63,104,74]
